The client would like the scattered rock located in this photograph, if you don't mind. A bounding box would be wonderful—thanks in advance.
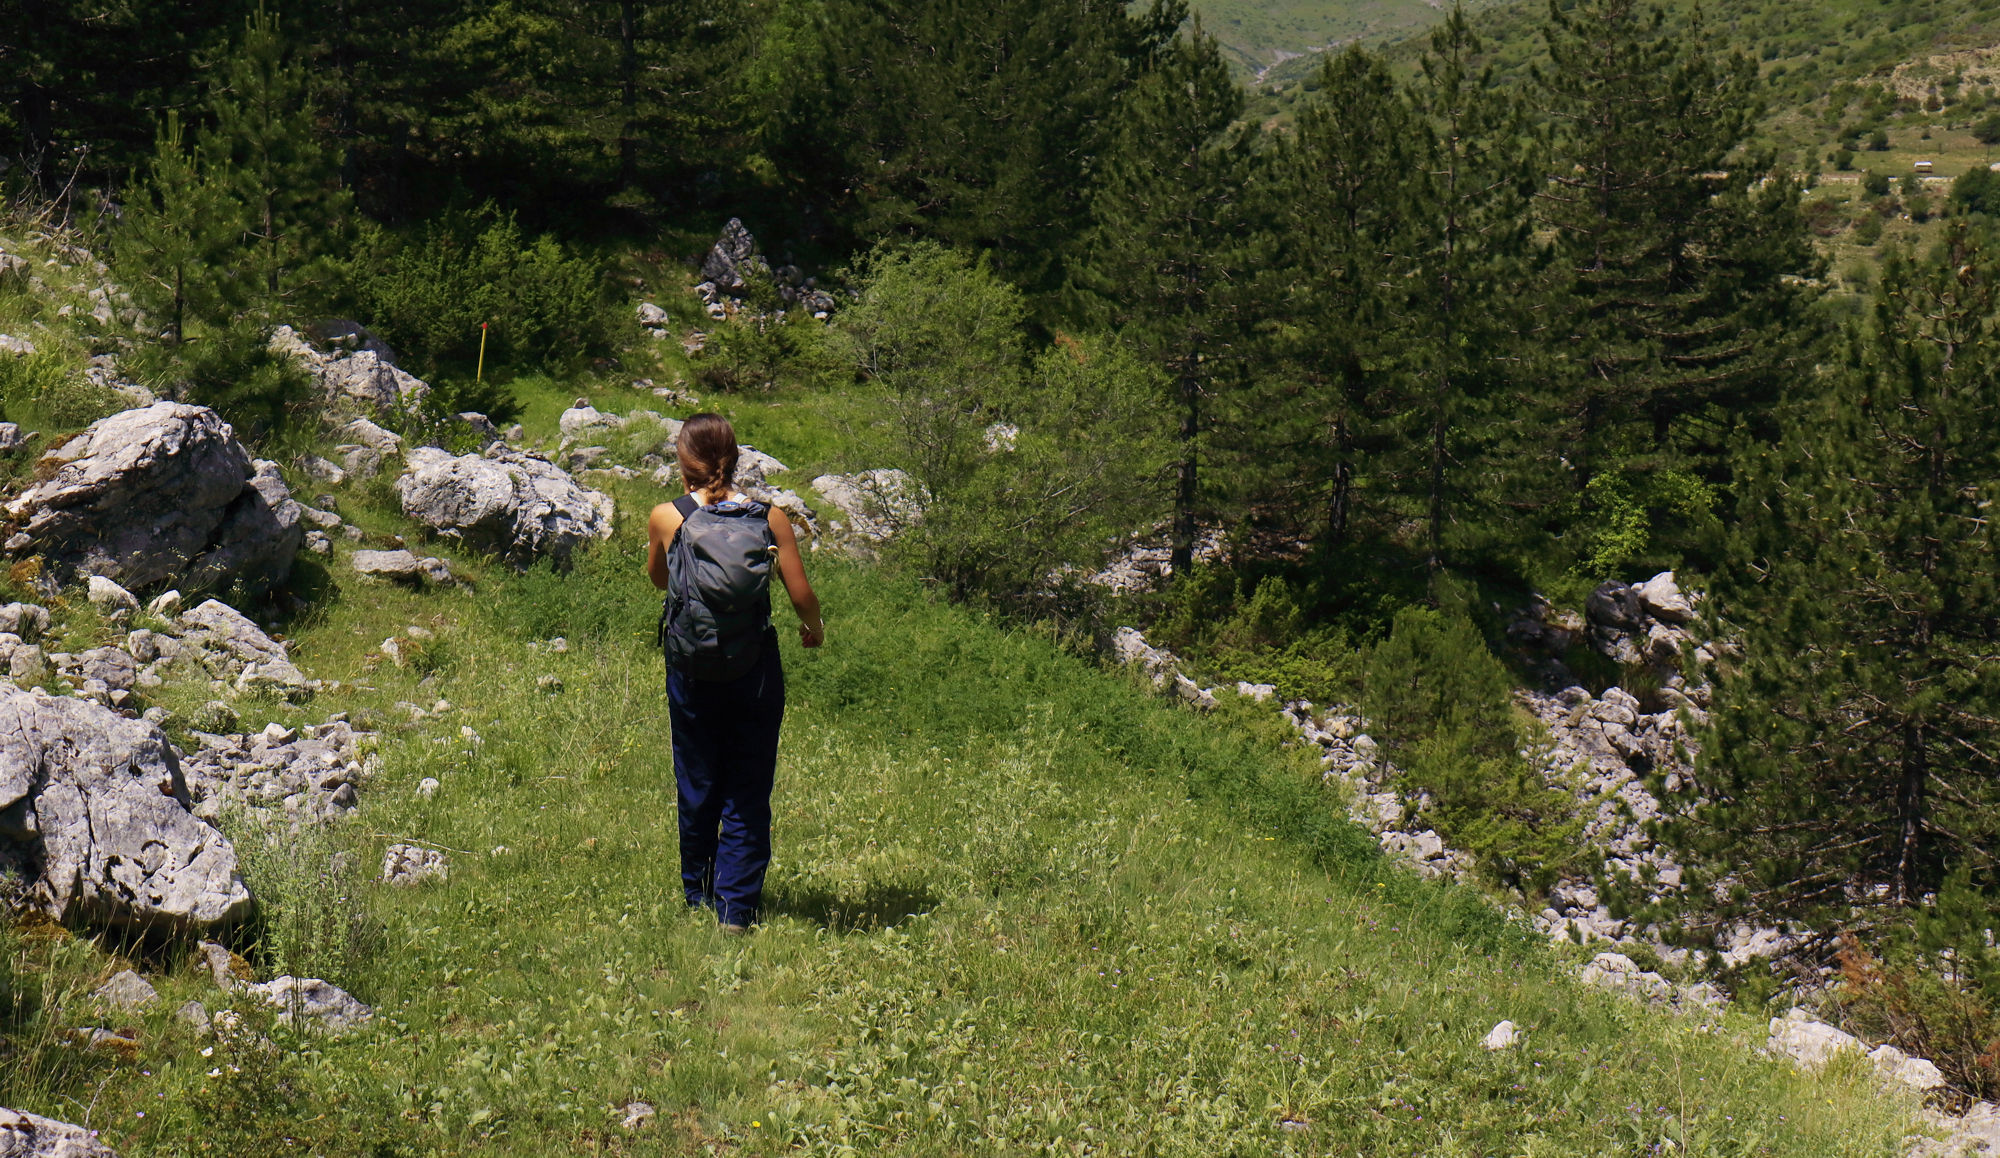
[195,941,251,991]
[4,403,302,594]
[178,716,377,827]
[333,417,403,479]
[0,423,24,452]
[1482,1020,1519,1050]
[350,549,453,585]
[1236,682,1277,702]
[93,969,158,1012]
[0,684,252,935]
[417,777,439,799]
[85,576,137,619]
[301,455,346,486]
[248,975,372,1034]
[396,446,614,567]
[177,599,310,698]
[0,334,36,357]
[1635,571,1695,624]
[558,402,623,442]
[176,999,212,1033]
[0,603,49,641]
[0,1105,120,1156]
[619,1101,657,1131]
[382,843,447,885]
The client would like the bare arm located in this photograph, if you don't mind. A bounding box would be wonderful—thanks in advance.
[645,503,682,590]
[769,507,824,647]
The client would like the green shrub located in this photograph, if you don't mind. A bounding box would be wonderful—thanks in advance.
[1974,113,2000,144]
[1362,606,1583,891]
[692,309,851,394]
[1953,166,2000,216]
[126,321,315,440]
[224,812,378,991]
[1862,169,1893,197]
[839,242,1172,603]
[352,208,612,376]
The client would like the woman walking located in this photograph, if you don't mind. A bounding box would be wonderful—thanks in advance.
[646,414,823,931]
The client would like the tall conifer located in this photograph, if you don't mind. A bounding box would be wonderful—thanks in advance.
[1078,21,1247,573]
[1643,225,2000,945]
[1533,0,1819,569]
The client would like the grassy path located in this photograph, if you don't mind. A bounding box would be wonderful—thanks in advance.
[10,504,1924,1156]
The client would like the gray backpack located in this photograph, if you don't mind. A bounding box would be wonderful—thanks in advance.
[659,494,777,681]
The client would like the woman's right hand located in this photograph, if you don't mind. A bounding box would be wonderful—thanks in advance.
[799,621,824,648]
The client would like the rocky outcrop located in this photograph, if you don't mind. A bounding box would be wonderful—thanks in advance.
[177,599,310,698]
[1767,1009,1946,1093]
[178,717,377,827]
[396,446,613,567]
[248,975,372,1034]
[694,219,834,317]
[269,325,428,412]
[1107,627,1218,711]
[1087,528,1229,594]
[3,403,301,595]
[0,684,251,935]
[811,470,923,545]
[0,1106,119,1156]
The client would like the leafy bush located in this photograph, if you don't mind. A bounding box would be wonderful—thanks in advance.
[352,208,612,376]
[1831,147,1856,171]
[838,242,1173,603]
[1863,169,1892,197]
[692,309,851,394]
[1953,166,2000,216]
[1974,113,2000,144]
[1828,911,2000,1099]
[1361,606,1583,891]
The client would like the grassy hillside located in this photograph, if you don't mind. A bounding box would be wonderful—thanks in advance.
[1189,0,1460,76]
[0,356,1935,1153]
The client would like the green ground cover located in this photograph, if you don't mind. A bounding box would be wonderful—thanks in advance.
[2,407,1930,1152]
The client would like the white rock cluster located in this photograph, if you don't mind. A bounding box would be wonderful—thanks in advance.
[1767,1008,1947,1093]
[397,445,614,567]
[1087,528,1230,595]
[1109,627,1219,711]
[178,717,379,827]
[811,469,923,547]
[269,324,429,412]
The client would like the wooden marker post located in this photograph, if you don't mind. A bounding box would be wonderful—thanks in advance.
[477,321,489,382]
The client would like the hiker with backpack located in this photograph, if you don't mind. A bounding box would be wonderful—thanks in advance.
[646,413,824,932]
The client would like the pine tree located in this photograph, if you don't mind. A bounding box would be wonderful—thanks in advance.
[201,6,350,313]
[1260,45,1419,546]
[769,0,1182,298]
[1397,8,1542,577]
[1533,0,1821,570]
[1077,20,1247,574]
[1644,224,2000,947]
[116,113,233,345]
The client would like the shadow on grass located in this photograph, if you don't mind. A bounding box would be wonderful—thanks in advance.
[766,882,942,933]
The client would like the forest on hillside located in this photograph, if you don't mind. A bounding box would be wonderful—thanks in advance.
[9,0,2000,1100]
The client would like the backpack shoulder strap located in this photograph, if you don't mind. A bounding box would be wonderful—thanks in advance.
[673,493,700,518]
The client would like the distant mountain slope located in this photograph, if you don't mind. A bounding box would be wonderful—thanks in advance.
[1189,0,1458,76]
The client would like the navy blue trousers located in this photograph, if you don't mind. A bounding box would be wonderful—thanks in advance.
[667,634,784,927]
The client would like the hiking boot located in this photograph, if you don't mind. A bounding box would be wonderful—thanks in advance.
[720,923,749,936]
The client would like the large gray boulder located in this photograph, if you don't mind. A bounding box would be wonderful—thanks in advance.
[396,446,613,566]
[2,403,302,594]
[269,325,428,412]
[0,683,252,935]
[0,1106,119,1157]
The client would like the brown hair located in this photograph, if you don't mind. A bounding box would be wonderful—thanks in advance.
[677,412,739,497]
